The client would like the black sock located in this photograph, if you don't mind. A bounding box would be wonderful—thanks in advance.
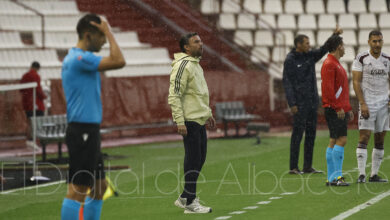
[186,197,194,205]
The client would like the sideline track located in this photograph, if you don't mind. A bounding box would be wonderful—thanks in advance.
[331,189,390,220]
[0,180,65,195]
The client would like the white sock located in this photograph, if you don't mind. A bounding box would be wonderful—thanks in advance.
[371,148,384,177]
[356,148,367,176]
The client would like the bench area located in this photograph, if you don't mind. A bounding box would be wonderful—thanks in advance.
[215,101,270,143]
[32,115,112,162]
[33,114,67,162]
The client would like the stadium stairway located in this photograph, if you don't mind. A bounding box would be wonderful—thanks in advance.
[75,0,292,126]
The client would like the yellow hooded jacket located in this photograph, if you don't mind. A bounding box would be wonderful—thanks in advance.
[168,52,212,126]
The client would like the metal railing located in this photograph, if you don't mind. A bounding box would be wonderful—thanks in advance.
[126,0,244,73]
[12,0,45,49]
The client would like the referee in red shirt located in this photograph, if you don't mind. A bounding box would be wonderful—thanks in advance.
[321,35,353,186]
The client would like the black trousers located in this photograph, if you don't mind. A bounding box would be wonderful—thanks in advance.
[290,106,317,170]
[180,121,207,201]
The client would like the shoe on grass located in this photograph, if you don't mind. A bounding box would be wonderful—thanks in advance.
[332,176,349,186]
[369,174,388,183]
[184,198,212,214]
[174,196,186,209]
[289,168,303,175]
[326,180,337,186]
[302,167,323,174]
[357,174,366,183]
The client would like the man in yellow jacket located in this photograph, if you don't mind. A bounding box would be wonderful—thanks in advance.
[168,32,216,214]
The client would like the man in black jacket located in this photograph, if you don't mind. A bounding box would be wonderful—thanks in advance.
[283,26,343,174]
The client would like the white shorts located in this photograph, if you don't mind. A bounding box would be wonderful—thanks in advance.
[358,104,390,132]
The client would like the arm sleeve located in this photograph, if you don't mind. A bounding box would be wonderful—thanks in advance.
[321,63,340,111]
[309,33,338,62]
[77,52,103,72]
[35,74,46,100]
[351,56,363,72]
[282,58,296,107]
[168,61,190,125]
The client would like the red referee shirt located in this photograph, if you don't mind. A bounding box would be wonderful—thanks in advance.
[20,69,47,111]
[321,54,352,112]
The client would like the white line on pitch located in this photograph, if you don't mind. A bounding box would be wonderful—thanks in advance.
[243,206,258,210]
[280,192,296,195]
[331,189,390,220]
[0,180,65,195]
[229,211,246,215]
[215,216,232,220]
[257,201,271,205]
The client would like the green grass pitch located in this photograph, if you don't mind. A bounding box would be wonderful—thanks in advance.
[0,129,389,220]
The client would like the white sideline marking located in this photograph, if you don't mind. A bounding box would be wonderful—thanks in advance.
[243,206,258,210]
[0,180,65,195]
[229,211,246,215]
[331,189,390,220]
[280,192,296,195]
[257,201,271,205]
[269,196,282,200]
[215,216,232,220]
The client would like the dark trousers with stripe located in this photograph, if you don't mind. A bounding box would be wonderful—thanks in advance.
[180,121,207,202]
[290,106,317,170]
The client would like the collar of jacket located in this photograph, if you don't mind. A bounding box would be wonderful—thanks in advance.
[172,52,200,66]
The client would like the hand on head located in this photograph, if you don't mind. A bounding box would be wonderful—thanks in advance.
[90,17,110,34]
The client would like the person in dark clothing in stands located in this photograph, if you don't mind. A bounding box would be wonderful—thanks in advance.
[20,61,47,139]
[282,25,343,174]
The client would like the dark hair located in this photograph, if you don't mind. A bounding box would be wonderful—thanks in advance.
[327,35,343,53]
[31,61,40,69]
[179,32,198,53]
[368,30,382,39]
[294,34,308,47]
[76,14,102,39]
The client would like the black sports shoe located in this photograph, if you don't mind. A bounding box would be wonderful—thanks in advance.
[369,175,388,182]
[357,174,366,183]
[332,177,349,186]
[289,168,303,175]
[302,167,324,174]
[326,180,337,186]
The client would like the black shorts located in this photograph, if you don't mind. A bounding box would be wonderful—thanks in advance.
[324,107,348,139]
[65,122,105,186]
[25,110,44,118]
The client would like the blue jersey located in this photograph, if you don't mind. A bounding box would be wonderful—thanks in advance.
[62,48,103,124]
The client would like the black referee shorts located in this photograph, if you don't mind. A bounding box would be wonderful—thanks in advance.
[324,107,348,139]
[65,122,105,186]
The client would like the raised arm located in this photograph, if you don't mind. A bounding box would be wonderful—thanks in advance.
[91,18,126,71]
[310,25,343,62]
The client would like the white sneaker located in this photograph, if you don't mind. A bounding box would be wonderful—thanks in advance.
[184,198,212,214]
[174,196,186,209]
